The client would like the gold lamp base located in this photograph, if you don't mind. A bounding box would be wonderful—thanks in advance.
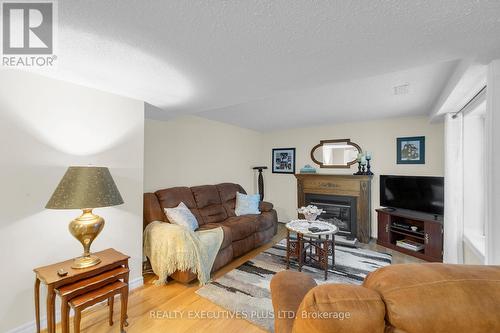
[69,209,105,269]
[72,255,102,269]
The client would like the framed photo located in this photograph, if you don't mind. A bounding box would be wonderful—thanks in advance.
[397,136,425,164]
[272,148,296,174]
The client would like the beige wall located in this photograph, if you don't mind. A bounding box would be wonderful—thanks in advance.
[261,116,445,237]
[0,70,144,333]
[144,116,264,193]
[145,115,444,239]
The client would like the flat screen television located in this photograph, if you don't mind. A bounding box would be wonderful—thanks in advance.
[380,175,444,215]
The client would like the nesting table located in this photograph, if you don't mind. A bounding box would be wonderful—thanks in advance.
[33,248,129,333]
[285,220,338,280]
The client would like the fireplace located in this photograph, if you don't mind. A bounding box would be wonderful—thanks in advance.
[295,174,372,243]
[305,194,357,239]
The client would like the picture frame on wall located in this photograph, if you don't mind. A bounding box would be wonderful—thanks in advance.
[272,148,296,174]
[397,136,425,164]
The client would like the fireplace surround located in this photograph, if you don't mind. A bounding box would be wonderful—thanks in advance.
[295,174,372,243]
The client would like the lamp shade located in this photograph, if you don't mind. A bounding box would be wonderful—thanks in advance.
[46,166,124,209]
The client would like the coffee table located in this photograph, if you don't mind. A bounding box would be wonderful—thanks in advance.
[285,220,338,280]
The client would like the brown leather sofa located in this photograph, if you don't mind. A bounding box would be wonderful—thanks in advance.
[144,183,278,283]
[271,263,500,333]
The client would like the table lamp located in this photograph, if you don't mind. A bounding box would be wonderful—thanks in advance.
[46,166,124,269]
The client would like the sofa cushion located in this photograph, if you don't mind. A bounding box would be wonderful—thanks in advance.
[363,264,500,333]
[155,187,203,225]
[232,234,256,258]
[156,187,196,208]
[292,284,385,333]
[222,215,258,241]
[191,185,220,207]
[235,192,261,216]
[217,183,246,217]
[198,223,232,249]
[164,202,198,231]
[198,204,228,225]
[270,271,318,333]
[191,185,228,224]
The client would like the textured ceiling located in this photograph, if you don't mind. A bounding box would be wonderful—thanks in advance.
[199,60,459,131]
[27,1,500,130]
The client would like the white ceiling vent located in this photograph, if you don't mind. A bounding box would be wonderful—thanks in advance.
[394,83,410,95]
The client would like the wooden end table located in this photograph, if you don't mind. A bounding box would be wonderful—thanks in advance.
[285,220,338,280]
[33,248,130,333]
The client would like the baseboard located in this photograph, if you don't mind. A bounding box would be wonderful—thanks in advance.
[129,275,144,290]
[6,276,144,333]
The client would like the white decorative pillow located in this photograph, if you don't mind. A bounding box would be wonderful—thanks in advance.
[235,192,261,216]
[164,202,199,231]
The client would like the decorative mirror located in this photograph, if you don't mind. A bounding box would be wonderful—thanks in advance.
[310,139,362,168]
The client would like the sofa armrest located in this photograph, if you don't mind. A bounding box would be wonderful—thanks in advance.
[270,271,317,333]
[259,201,274,212]
[292,284,386,333]
[144,193,166,228]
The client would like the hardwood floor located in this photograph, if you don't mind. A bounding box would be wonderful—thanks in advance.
[46,223,421,333]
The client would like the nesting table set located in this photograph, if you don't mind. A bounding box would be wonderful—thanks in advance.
[33,248,130,333]
[285,220,338,280]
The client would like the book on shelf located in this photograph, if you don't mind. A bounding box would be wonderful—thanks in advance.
[396,239,425,251]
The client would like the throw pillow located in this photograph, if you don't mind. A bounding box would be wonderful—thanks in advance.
[235,192,261,216]
[164,202,199,231]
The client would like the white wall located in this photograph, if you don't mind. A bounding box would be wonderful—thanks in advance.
[0,70,144,332]
[144,117,264,193]
[261,116,444,237]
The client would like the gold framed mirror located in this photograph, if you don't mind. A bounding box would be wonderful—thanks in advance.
[310,139,362,168]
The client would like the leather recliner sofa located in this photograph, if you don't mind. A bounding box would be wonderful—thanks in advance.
[144,183,278,283]
[270,263,500,333]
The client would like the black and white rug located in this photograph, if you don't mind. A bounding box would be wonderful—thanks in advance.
[196,239,392,332]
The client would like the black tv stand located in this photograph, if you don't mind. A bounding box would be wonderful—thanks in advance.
[376,208,443,262]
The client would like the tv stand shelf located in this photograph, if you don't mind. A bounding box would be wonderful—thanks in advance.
[390,227,425,241]
[376,208,443,262]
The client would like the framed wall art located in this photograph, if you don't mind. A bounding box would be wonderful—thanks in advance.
[272,148,296,174]
[397,136,425,164]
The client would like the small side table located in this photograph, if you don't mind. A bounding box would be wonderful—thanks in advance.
[33,248,129,333]
[285,220,338,280]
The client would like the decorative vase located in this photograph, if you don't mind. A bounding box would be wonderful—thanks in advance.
[304,213,318,222]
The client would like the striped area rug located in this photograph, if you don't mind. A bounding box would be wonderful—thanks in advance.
[196,239,392,332]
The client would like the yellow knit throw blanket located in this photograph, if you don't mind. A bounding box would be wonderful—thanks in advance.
[143,221,224,286]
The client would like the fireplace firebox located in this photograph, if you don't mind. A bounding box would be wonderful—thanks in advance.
[305,194,357,239]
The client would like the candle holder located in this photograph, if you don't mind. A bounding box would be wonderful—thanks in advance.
[365,156,374,175]
[353,161,363,175]
[361,163,367,174]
